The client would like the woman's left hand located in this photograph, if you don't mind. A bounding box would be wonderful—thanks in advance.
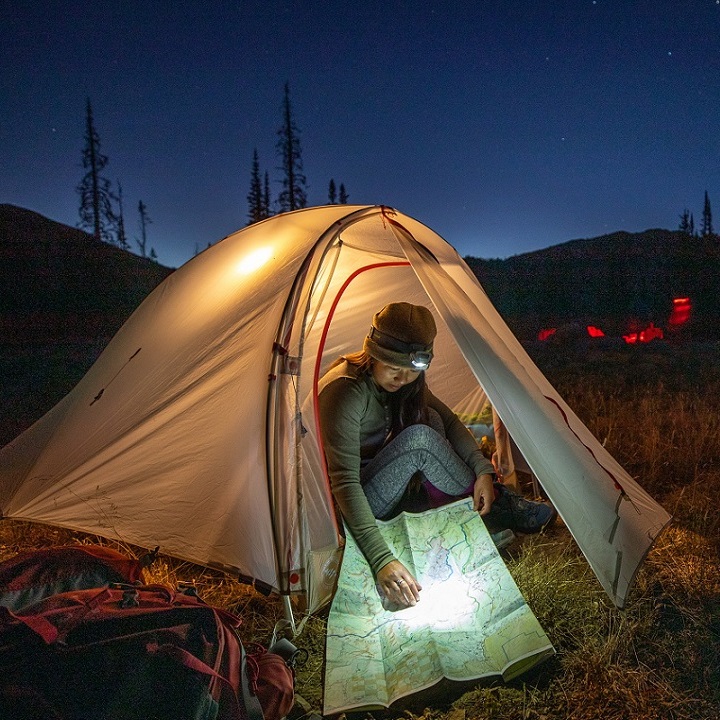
[473,473,495,516]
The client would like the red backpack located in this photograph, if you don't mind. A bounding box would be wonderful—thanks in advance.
[0,547,296,720]
[0,544,148,612]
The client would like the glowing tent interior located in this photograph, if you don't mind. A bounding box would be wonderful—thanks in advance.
[0,205,671,613]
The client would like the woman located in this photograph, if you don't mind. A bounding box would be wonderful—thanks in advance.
[318,302,555,610]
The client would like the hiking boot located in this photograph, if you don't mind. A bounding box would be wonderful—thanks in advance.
[484,483,557,534]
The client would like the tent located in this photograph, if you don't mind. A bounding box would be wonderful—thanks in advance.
[0,205,670,614]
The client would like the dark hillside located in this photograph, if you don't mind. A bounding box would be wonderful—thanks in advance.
[466,229,720,341]
[0,203,173,329]
[0,204,174,445]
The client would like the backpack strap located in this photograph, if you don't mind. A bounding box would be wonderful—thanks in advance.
[0,605,59,643]
[240,640,265,720]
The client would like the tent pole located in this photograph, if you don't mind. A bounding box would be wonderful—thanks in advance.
[282,595,296,634]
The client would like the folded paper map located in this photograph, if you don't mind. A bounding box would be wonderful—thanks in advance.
[323,498,554,715]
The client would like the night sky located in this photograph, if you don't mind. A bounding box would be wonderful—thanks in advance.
[2,1,719,268]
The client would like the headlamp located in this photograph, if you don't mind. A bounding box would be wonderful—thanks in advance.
[366,326,434,370]
[410,351,432,370]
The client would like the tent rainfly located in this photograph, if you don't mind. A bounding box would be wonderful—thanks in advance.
[0,205,671,614]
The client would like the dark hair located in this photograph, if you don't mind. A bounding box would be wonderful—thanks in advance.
[339,350,429,437]
[333,349,373,374]
[391,373,428,436]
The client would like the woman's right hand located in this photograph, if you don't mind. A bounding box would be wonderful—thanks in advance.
[376,560,422,608]
[473,473,496,516]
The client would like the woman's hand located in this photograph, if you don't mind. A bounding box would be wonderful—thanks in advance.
[376,560,422,608]
[473,473,495,516]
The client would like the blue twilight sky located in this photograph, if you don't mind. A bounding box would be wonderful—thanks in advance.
[1,0,719,268]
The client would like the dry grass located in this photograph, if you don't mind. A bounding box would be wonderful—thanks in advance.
[2,344,719,719]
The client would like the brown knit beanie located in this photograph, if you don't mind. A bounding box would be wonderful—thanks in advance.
[363,302,437,369]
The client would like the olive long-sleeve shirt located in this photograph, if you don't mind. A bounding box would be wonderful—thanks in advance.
[317,360,494,575]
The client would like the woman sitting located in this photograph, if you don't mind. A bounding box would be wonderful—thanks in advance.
[318,302,556,609]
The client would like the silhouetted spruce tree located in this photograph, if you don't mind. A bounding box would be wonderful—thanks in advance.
[77,99,116,243]
[276,83,307,212]
[263,171,272,217]
[701,190,714,237]
[328,179,337,204]
[115,181,130,250]
[137,200,152,258]
[246,149,268,225]
[339,183,349,204]
[679,208,692,235]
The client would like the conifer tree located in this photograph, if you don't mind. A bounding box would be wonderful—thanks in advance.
[328,179,337,204]
[137,200,152,258]
[679,208,691,235]
[246,149,267,225]
[77,99,116,243]
[339,183,349,204]
[276,83,307,212]
[263,171,272,217]
[115,181,130,250]
[701,190,714,237]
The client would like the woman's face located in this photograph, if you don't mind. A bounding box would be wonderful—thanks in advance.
[371,360,421,393]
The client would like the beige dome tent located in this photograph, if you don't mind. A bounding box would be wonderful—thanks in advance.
[0,205,670,615]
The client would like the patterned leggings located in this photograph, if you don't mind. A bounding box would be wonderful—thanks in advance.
[360,423,475,519]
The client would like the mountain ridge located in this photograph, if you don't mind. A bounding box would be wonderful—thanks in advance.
[0,204,174,444]
[465,227,719,340]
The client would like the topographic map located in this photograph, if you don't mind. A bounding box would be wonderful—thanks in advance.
[323,499,554,715]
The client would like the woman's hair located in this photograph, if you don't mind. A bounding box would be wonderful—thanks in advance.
[337,350,429,435]
[393,373,428,434]
[333,349,373,374]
